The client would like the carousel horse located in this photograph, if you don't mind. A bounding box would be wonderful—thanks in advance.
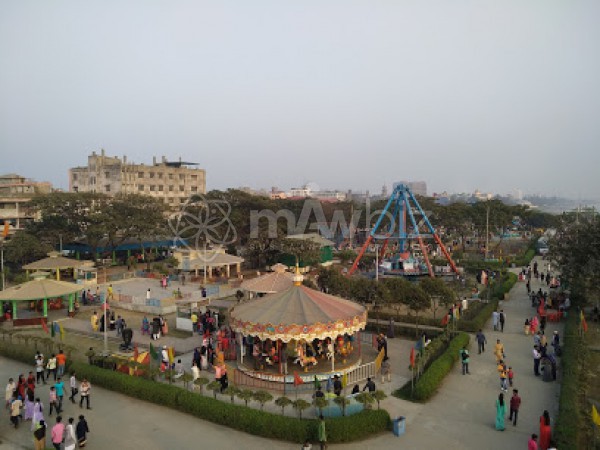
[294,344,317,367]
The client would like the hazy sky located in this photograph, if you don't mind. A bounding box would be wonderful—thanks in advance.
[1,1,599,198]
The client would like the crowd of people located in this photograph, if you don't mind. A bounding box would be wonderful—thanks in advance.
[5,350,91,449]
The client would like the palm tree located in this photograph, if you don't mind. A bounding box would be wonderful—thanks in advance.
[333,396,350,416]
[372,390,387,410]
[252,390,273,411]
[274,396,293,415]
[223,386,240,404]
[207,381,221,399]
[292,399,311,419]
[193,377,210,394]
[237,389,255,407]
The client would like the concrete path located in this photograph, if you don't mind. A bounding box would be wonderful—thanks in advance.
[0,257,562,449]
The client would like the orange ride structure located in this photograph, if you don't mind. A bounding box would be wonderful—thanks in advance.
[348,183,458,278]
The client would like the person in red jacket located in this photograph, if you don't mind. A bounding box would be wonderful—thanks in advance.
[508,389,521,426]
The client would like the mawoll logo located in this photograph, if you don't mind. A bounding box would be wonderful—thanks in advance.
[168,195,237,258]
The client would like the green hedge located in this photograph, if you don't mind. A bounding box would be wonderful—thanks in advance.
[553,309,583,450]
[365,322,443,339]
[66,360,389,443]
[394,332,470,402]
[367,311,442,328]
[457,299,499,332]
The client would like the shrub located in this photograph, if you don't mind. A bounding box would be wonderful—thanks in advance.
[63,360,390,443]
[458,299,499,332]
[395,332,470,402]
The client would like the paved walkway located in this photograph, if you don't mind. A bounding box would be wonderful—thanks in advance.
[0,257,563,449]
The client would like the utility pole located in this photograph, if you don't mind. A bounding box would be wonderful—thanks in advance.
[375,243,379,282]
[485,203,490,261]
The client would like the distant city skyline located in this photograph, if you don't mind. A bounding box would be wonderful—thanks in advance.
[1,1,599,200]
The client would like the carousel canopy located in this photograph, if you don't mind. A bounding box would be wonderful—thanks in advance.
[0,278,82,302]
[240,265,294,294]
[230,284,367,342]
[23,252,87,271]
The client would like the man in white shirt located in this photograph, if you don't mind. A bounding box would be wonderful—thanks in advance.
[69,373,78,403]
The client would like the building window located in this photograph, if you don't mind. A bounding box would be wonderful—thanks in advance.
[149,172,155,179]
[191,186,197,192]
[168,185,174,192]
[138,185,144,191]
[72,174,78,181]
[168,173,174,180]
[158,185,163,191]
[191,174,197,181]
[179,185,184,191]
[90,176,96,185]
[158,173,163,179]
[105,171,110,178]
[105,185,111,192]
[150,185,156,192]
[73,187,78,192]
[179,174,185,180]
[138,172,144,178]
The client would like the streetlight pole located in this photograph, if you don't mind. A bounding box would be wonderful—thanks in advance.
[375,243,379,282]
[1,240,5,291]
[485,203,490,261]
[203,241,207,286]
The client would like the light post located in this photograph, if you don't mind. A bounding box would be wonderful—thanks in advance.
[1,240,5,291]
[375,243,379,282]
[203,241,207,286]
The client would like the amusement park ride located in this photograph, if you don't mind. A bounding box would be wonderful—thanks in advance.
[348,183,459,278]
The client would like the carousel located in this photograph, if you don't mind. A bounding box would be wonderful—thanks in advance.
[239,263,294,298]
[229,269,368,383]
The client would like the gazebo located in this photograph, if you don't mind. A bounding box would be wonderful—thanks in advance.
[0,272,82,324]
[240,263,294,297]
[23,251,87,281]
[230,271,367,377]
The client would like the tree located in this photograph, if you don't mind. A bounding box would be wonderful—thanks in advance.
[336,249,357,265]
[419,277,456,320]
[179,372,194,390]
[314,396,329,416]
[274,396,293,415]
[372,390,387,410]
[292,399,311,419]
[252,390,273,411]
[237,389,255,407]
[333,396,350,416]
[3,231,52,267]
[207,381,221,399]
[223,386,240,404]
[384,278,412,320]
[193,377,210,394]
[403,284,431,336]
[355,392,375,410]
[277,237,322,267]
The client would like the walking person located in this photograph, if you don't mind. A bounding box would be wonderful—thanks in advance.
[48,387,58,416]
[381,356,391,383]
[32,397,44,431]
[5,377,15,410]
[79,378,91,409]
[533,346,542,376]
[508,389,521,426]
[476,329,487,354]
[51,416,65,450]
[495,393,506,431]
[494,339,505,363]
[460,346,470,375]
[76,414,90,448]
[54,378,65,414]
[64,417,77,450]
[69,373,78,404]
[539,410,552,450]
[46,354,57,381]
[318,415,327,450]
[35,352,46,385]
[56,349,66,378]
[33,419,47,450]
[499,310,506,332]
[10,392,23,428]
[528,434,539,450]
[492,310,499,331]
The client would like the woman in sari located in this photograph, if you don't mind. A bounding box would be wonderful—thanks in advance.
[31,398,44,431]
[495,393,506,431]
[539,410,551,450]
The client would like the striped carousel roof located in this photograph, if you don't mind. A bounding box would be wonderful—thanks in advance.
[229,284,367,342]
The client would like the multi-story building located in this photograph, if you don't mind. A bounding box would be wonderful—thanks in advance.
[69,150,206,207]
[396,180,428,197]
[0,174,52,236]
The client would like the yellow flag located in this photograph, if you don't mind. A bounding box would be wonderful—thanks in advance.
[593,404,600,427]
[59,324,65,341]
[168,347,175,364]
[341,372,348,388]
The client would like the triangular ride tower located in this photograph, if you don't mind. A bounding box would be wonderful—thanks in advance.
[348,183,458,277]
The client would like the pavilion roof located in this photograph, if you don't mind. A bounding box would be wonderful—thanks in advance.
[0,278,82,301]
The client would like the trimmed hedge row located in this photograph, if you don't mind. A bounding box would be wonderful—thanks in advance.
[0,348,388,444]
[394,332,470,402]
[553,309,583,450]
[457,299,499,332]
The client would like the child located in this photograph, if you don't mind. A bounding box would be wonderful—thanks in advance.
[302,440,312,450]
[508,366,514,387]
[48,387,58,416]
